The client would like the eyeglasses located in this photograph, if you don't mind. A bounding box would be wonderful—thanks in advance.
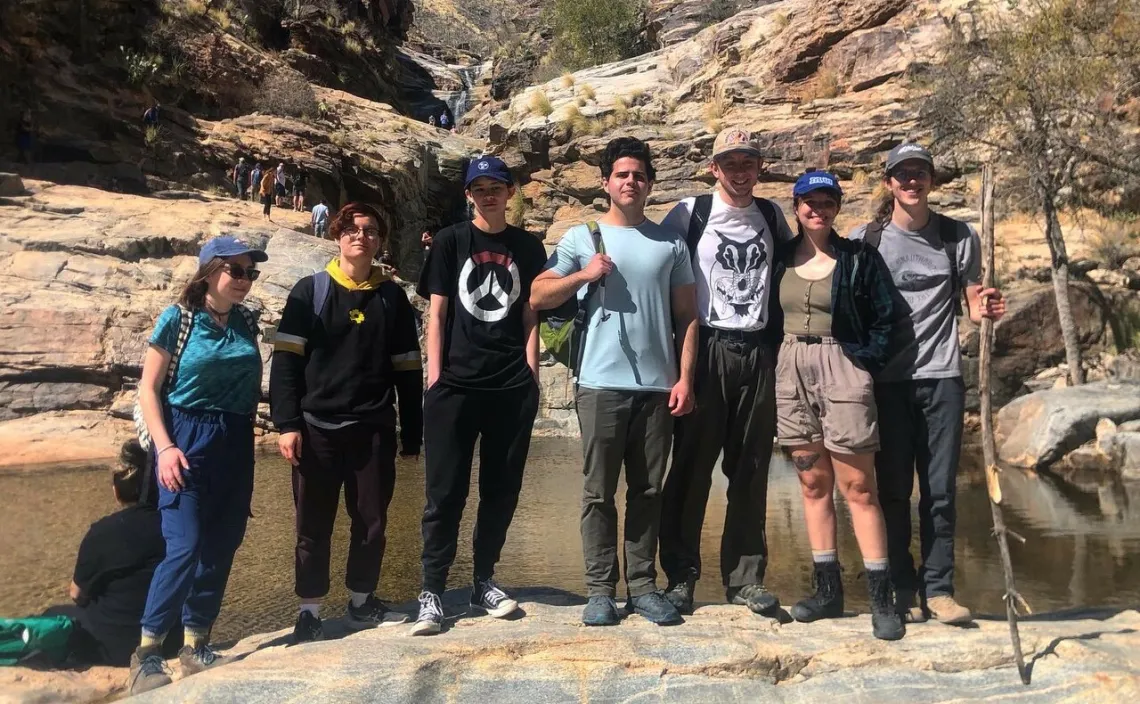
[223,263,261,281]
[890,167,932,183]
[341,227,382,240]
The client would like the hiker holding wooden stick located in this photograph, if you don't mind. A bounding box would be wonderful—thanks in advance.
[849,143,1006,626]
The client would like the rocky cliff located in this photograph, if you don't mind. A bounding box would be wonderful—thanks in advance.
[4,592,1138,703]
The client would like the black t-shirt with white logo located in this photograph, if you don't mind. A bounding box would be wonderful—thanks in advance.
[417,222,547,389]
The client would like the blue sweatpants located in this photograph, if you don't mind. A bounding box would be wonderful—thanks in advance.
[141,407,255,637]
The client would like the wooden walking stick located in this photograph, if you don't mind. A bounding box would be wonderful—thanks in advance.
[978,164,1031,685]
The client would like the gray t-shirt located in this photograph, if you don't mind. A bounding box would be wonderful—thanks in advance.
[848,217,981,381]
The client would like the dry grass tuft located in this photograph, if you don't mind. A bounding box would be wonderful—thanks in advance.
[579,83,597,101]
[530,90,554,116]
[565,104,590,136]
[507,189,527,227]
[561,73,576,88]
[804,68,841,101]
[345,37,363,54]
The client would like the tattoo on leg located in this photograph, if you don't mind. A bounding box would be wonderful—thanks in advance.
[792,452,821,472]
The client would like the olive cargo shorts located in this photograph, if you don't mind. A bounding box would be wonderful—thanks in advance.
[775,335,879,454]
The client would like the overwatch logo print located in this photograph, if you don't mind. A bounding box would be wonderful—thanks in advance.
[458,251,521,322]
[711,230,766,323]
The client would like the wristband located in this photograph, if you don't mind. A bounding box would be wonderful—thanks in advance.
[157,444,177,457]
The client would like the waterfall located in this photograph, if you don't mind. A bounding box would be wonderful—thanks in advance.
[444,64,482,124]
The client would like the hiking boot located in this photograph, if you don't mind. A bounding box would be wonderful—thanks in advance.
[582,596,621,626]
[663,577,696,615]
[347,594,409,628]
[727,584,780,615]
[178,644,227,677]
[790,562,844,623]
[628,591,683,625]
[470,577,519,619]
[409,591,444,636]
[128,649,172,695]
[894,588,928,624]
[927,594,973,625]
[867,570,905,641]
[293,610,324,643]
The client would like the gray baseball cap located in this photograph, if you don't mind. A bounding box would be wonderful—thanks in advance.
[885,142,934,172]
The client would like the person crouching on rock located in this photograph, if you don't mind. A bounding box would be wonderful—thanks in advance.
[410,156,545,636]
[772,171,903,641]
[848,143,1006,626]
[270,202,423,643]
[130,236,267,695]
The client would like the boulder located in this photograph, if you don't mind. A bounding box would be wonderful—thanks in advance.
[995,381,1140,468]
[0,172,26,196]
[12,592,1133,703]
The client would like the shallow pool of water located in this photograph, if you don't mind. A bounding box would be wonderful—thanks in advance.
[2,439,1138,642]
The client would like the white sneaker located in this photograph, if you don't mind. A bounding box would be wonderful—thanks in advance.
[409,591,443,636]
[470,577,519,619]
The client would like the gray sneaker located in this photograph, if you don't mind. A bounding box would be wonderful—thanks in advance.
[663,577,696,615]
[128,649,172,695]
[727,584,780,615]
[582,595,621,626]
[178,644,227,677]
[628,591,683,625]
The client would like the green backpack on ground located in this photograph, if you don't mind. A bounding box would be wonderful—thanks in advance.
[0,616,74,666]
[538,222,605,371]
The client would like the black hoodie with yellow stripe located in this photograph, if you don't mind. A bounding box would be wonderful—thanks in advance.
[269,260,423,452]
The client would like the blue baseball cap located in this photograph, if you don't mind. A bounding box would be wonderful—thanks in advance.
[198,236,269,266]
[464,155,514,189]
[793,171,844,200]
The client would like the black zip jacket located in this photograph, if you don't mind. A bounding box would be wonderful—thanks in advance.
[770,231,897,374]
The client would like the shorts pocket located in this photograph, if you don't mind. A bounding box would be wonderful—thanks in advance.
[824,386,878,453]
[775,377,817,446]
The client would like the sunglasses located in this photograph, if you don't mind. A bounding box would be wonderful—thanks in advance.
[223,263,261,281]
[890,167,933,182]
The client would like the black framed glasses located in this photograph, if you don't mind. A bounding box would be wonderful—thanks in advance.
[223,263,261,281]
[342,227,383,240]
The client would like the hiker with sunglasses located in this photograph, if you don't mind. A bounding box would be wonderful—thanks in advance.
[848,143,1006,627]
[129,236,267,695]
[270,202,423,643]
[532,137,698,628]
[771,171,903,641]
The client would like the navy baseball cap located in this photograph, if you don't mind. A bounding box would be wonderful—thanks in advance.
[793,171,843,200]
[464,155,514,189]
[198,236,269,266]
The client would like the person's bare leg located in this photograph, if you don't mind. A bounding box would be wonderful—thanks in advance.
[831,451,887,560]
[791,442,836,551]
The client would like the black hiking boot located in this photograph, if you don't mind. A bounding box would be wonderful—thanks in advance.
[790,561,844,623]
[292,610,325,643]
[868,569,906,641]
[663,576,696,615]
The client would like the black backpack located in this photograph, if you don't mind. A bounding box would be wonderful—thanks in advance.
[685,193,782,256]
[863,212,964,316]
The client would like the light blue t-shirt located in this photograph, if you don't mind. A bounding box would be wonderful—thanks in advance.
[546,220,695,392]
[149,305,261,414]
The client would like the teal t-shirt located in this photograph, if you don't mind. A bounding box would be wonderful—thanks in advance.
[149,305,261,414]
[545,220,695,392]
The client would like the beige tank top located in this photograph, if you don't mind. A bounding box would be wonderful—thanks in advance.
[780,268,834,336]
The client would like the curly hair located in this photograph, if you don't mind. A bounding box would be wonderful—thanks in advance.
[600,137,656,181]
[328,202,388,243]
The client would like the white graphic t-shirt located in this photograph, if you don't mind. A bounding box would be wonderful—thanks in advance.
[661,193,793,330]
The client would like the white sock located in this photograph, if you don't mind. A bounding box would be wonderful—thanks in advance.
[349,591,370,608]
[299,603,320,618]
[811,549,839,564]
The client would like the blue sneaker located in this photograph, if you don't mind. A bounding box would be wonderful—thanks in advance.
[629,591,683,625]
[582,596,621,626]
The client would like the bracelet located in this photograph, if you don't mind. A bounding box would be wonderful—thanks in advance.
[157,444,177,456]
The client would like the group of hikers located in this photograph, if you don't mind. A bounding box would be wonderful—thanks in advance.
[26,128,1006,696]
[427,110,454,130]
[231,160,310,220]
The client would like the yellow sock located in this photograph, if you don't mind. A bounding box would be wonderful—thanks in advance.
[185,627,210,649]
[139,631,165,652]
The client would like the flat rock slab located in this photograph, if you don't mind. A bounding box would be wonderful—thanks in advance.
[100,592,1139,703]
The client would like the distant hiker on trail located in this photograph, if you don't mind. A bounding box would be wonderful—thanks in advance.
[232,158,249,200]
[130,237,267,695]
[772,171,904,641]
[411,156,546,636]
[656,127,792,620]
[439,111,450,130]
[142,103,160,127]
[270,202,423,644]
[275,163,288,207]
[31,441,183,667]
[848,142,1006,627]
[293,169,308,212]
[532,137,698,628]
[428,115,437,128]
[15,109,35,164]
[249,163,263,202]
[311,199,330,238]
[259,168,275,221]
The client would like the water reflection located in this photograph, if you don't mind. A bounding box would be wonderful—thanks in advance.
[0,439,1137,642]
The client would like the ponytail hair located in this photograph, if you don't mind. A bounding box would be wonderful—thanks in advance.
[113,440,147,505]
[178,258,227,309]
[874,175,895,226]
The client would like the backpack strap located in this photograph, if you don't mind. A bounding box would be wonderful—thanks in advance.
[863,220,885,249]
[233,304,261,338]
[164,304,194,388]
[936,213,964,316]
[754,197,781,241]
[582,221,605,307]
[685,194,713,257]
[312,270,332,320]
